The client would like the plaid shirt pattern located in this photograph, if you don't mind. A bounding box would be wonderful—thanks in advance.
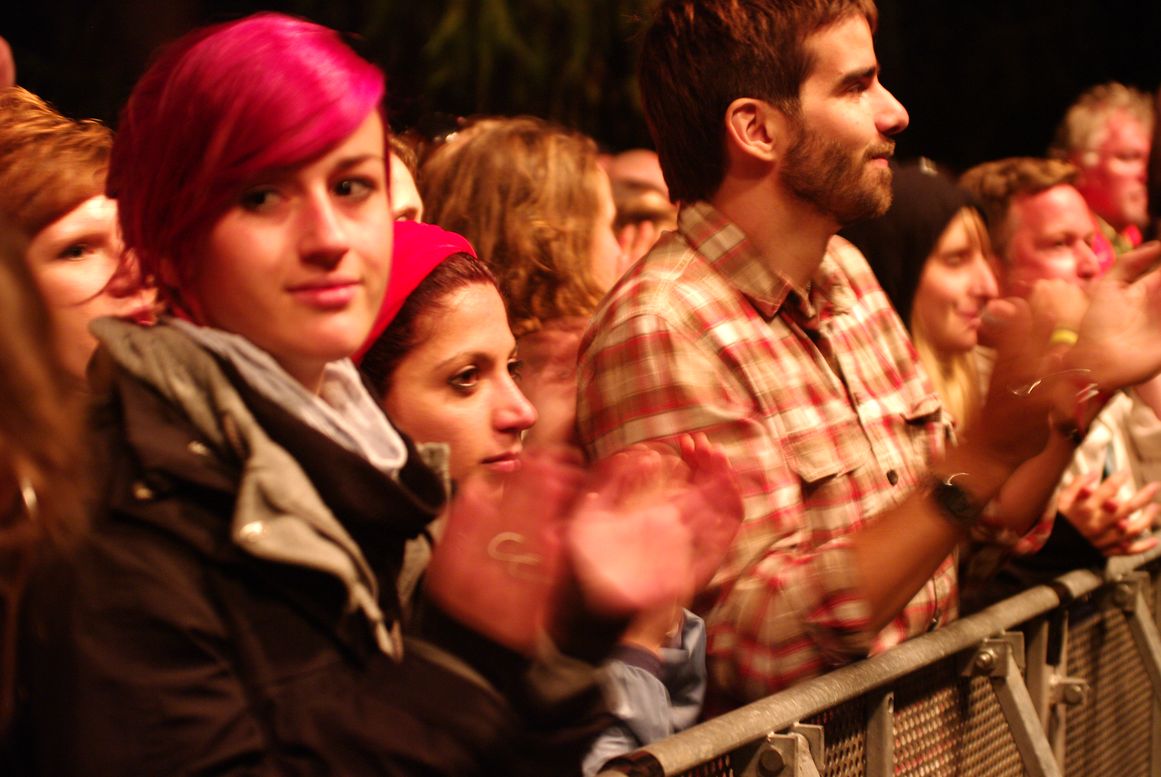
[577,202,956,704]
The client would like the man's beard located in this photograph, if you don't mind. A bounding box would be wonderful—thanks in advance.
[780,126,894,226]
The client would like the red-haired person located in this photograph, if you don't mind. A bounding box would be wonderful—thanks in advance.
[0,226,88,764]
[12,13,741,776]
[0,87,155,382]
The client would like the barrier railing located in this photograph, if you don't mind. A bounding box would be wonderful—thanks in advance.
[598,546,1161,777]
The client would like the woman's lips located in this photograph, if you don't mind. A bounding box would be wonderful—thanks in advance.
[481,452,522,473]
[289,280,359,309]
[960,308,984,327]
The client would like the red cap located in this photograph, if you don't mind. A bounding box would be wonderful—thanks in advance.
[354,220,477,364]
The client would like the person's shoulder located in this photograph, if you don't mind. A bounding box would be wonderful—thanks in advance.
[584,237,679,342]
[824,234,878,287]
[593,229,742,335]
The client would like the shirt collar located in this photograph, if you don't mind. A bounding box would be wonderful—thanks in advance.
[678,201,855,320]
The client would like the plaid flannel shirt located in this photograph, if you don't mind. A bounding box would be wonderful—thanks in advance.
[577,202,956,704]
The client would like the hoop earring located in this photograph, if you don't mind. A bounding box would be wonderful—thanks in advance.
[18,476,38,522]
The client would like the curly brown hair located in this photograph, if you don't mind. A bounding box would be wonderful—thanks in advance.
[419,115,606,337]
[0,86,112,239]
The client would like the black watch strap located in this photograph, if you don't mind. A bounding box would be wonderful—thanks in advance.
[927,473,985,529]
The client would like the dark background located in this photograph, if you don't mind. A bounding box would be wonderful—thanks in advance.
[4,0,1159,175]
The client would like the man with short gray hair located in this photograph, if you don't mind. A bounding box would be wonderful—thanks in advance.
[1049,82,1154,255]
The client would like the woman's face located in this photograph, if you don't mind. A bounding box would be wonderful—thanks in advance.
[588,167,625,291]
[25,194,155,379]
[388,152,423,222]
[188,111,391,391]
[912,208,999,356]
[383,281,537,488]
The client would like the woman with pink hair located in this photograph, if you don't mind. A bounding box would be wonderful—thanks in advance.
[10,13,741,776]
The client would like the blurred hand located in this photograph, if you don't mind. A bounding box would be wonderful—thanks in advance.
[426,436,743,655]
[425,448,580,654]
[972,296,1064,469]
[1058,470,1160,556]
[1068,241,1161,390]
[568,434,742,615]
[1026,278,1088,332]
[616,220,660,270]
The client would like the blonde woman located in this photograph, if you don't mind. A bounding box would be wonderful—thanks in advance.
[844,164,1158,608]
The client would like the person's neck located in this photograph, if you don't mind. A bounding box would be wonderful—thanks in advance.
[710,176,837,290]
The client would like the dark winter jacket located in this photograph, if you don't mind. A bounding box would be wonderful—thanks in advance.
[9,320,607,776]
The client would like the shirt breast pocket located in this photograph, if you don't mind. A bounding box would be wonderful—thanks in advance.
[880,392,945,479]
[782,411,870,489]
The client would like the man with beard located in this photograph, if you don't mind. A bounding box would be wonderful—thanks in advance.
[575,0,1161,708]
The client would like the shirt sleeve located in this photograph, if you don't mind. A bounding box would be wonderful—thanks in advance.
[577,310,876,702]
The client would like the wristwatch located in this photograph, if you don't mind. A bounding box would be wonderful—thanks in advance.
[927,472,985,529]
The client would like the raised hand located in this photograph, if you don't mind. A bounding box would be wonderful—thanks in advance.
[568,434,743,615]
[424,448,581,654]
[1025,278,1089,332]
[617,220,661,270]
[426,438,743,656]
[972,296,1063,468]
[1068,241,1161,391]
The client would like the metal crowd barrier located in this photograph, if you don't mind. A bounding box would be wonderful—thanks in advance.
[598,546,1161,777]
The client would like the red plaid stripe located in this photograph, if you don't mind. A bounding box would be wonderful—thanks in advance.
[578,202,957,704]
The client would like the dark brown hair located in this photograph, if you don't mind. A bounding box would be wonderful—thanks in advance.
[639,0,877,203]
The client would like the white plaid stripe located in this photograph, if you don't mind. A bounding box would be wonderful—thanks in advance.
[578,202,956,704]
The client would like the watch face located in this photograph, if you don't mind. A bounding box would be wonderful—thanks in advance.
[933,479,982,527]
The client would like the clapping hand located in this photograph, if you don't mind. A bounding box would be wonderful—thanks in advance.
[425,435,743,656]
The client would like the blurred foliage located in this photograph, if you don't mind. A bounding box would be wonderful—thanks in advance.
[4,0,660,150]
[6,0,1159,165]
[356,0,659,149]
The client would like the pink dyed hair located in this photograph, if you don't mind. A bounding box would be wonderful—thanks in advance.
[107,13,386,307]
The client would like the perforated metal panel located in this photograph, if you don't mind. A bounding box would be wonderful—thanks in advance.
[611,562,1161,777]
[892,657,1024,776]
[804,698,867,777]
[1064,594,1153,777]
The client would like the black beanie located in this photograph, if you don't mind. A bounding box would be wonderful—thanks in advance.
[841,163,974,329]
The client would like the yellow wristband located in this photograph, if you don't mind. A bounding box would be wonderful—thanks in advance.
[1049,327,1079,347]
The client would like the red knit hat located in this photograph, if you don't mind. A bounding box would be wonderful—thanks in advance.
[354,220,477,364]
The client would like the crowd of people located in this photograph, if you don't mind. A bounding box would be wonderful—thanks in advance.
[1,1,1160,774]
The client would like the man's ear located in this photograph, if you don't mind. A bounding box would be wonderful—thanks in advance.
[723,98,793,164]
